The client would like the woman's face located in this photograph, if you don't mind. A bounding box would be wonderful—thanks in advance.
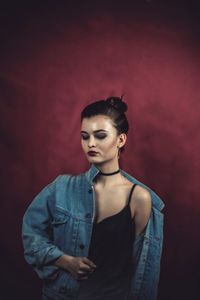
[80,115,126,164]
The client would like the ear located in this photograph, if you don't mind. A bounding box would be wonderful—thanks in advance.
[118,133,127,148]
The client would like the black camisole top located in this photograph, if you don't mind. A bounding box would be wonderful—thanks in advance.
[77,184,137,300]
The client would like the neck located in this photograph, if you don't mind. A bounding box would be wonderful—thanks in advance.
[94,162,122,186]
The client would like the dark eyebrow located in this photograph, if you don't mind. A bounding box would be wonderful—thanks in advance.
[80,130,108,134]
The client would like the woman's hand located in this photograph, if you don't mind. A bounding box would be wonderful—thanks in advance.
[54,254,97,280]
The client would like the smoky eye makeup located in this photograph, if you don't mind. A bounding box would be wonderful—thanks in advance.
[81,133,107,140]
[81,135,89,140]
[95,133,107,139]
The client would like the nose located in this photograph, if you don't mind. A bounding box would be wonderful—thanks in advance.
[88,135,96,148]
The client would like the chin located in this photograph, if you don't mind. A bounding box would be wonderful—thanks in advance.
[87,157,99,161]
[87,156,103,163]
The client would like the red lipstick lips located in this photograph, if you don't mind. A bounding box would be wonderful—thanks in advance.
[88,151,98,156]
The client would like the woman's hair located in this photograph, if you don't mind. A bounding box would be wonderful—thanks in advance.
[81,96,129,153]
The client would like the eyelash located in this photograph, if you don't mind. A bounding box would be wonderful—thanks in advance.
[81,135,107,140]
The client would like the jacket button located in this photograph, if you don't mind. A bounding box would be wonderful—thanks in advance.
[88,189,92,193]
[85,213,91,218]
[59,286,66,293]
[79,244,85,249]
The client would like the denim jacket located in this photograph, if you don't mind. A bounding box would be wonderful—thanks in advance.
[22,163,165,300]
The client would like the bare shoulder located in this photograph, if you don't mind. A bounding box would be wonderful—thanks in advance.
[131,185,152,236]
[130,185,152,215]
[134,185,152,205]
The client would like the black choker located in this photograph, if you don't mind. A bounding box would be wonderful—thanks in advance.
[99,169,120,176]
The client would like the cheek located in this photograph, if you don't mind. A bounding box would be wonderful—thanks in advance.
[81,140,86,150]
[103,138,117,150]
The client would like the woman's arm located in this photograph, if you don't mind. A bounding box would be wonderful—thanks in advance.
[22,177,65,279]
[22,176,97,281]
[132,187,152,237]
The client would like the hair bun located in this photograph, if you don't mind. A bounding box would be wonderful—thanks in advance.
[105,96,128,113]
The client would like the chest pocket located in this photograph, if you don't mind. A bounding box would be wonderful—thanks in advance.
[51,207,71,249]
[52,210,70,225]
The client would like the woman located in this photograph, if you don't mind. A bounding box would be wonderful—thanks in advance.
[22,97,165,300]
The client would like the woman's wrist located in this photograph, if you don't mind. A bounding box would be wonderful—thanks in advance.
[53,254,73,271]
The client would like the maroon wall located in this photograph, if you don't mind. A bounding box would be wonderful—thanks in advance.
[1,1,199,299]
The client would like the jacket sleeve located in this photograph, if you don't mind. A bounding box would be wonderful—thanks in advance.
[148,209,164,300]
[128,208,164,300]
[21,176,65,280]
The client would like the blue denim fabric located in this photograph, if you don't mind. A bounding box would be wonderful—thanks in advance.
[22,163,165,300]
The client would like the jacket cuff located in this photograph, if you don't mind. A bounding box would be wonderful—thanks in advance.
[33,249,65,280]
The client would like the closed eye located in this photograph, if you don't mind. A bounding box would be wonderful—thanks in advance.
[81,134,107,140]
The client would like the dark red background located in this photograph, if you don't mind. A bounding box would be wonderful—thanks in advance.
[1,1,200,299]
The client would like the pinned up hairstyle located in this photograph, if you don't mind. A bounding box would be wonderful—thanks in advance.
[81,96,129,153]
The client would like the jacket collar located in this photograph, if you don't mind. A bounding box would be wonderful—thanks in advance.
[85,163,101,184]
[85,163,165,211]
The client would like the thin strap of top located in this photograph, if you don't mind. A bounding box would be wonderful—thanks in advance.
[127,184,137,206]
